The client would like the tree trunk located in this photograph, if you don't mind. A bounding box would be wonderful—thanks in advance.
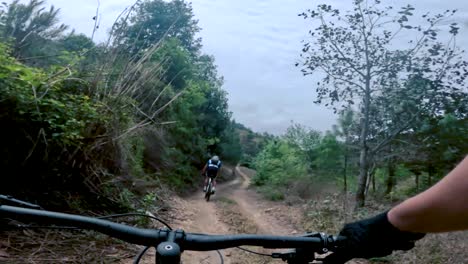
[365,162,375,196]
[356,148,369,207]
[372,169,376,193]
[356,28,372,208]
[415,171,420,191]
[365,170,372,196]
[427,164,435,187]
[355,78,371,208]
[343,150,348,193]
[385,158,396,195]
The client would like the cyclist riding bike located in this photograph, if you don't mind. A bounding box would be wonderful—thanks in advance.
[202,155,221,193]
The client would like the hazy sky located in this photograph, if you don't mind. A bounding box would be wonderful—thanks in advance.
[10,0,468,134]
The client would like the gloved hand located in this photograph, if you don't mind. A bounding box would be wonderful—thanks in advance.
[324,211,425,263]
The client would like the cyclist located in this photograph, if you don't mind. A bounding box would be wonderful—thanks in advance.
[325,155,468,263]
[202,155,222,193]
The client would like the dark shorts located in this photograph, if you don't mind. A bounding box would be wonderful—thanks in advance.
[205,171,217,178]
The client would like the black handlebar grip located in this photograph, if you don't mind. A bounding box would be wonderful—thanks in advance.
[322,236,349,264]
[334,235,347,246]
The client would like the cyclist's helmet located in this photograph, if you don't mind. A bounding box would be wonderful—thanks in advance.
[211,155,220,162]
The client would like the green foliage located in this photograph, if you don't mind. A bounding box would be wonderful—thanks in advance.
[218,120,243,164]
[0,45,104,147]
[404,113,468,178]
[160,78,231,186]
[59,32,95,53]
[117,0,201,57]
[109,0,234,187]
[284,123,350,181]
[235,123,272,167]
[284,122,321,168]
[0,0,68,65]
[0,43,125,212]
[151,38,194,89]
[121,133,146,178]
[0,0,241,213]
[251,119,362,200]
[253,140,308,187]
[313,133,343,178]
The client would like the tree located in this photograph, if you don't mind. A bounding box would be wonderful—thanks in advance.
[313,132,344,179]
[333,109,359,192]
[59,32,94,53]
[218,120,243,164]
[298,0,468,207]
[116,0,201,57]
[284,122,321,169]
[407,113,468,186]
[0,0,237,208]
[0,0,68,61]
[369,75,467,194]
[235,124,272,167]
[253,140,308,187]
[106,0,231,180]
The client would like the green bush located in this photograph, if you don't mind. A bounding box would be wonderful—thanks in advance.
[0,43,133,211]
[258,186,285,201]
[253,140,308,186]
[251,140,309,200]
[0,45,105,147]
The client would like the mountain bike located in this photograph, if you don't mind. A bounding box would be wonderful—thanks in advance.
[205,177,214,202]
[0,195,347,264]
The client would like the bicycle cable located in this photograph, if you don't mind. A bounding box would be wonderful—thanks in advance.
[133,246,151,264]
[236,246,272,257]
[216,249,224,264]
[11,224,80,230]
[6,212,172,230]
[97,212,173,230]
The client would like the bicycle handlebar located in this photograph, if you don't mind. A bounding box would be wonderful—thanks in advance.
[0,204,346,263]
[0,205,341,249]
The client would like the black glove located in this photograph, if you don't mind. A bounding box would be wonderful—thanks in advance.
[324,211,425,264]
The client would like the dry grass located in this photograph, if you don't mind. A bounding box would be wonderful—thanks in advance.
[0,209,171,263]
[0,229,137,263]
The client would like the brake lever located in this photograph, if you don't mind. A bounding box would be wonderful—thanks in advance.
[272,248,316,264]
[271,250,300,261]
[271,232,344,263]
[301,232,337,254]
[0,195,43,210]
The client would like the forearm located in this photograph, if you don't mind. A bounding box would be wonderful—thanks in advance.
[388,156,468,233]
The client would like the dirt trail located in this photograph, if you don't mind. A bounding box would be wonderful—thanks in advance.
[227,167,296,235]
[172,188,232,264]
[163,166,301,264]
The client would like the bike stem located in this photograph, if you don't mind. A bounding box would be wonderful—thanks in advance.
[154,229,183,264]
[156,241,181,264]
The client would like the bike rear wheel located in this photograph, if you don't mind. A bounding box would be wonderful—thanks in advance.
[205,179,212,202]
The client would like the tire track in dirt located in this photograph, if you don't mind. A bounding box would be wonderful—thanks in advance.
[227,167,296,236]
[171,189,233,264]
